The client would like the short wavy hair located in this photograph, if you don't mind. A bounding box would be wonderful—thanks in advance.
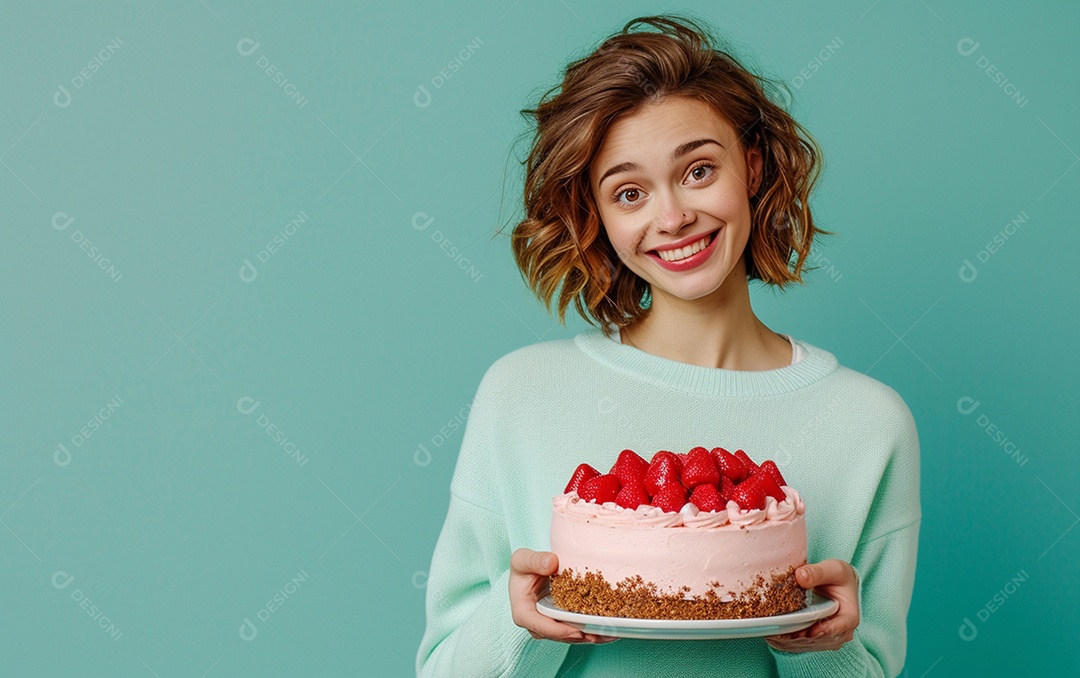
[503,13,833,337]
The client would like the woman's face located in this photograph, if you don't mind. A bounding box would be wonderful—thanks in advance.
[589,96,762,303]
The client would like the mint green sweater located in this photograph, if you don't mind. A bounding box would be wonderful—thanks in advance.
[417,329,921,677]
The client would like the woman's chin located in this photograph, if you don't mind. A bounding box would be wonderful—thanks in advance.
[647,269,734,302]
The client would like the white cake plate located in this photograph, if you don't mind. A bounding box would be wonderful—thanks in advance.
[536,590,838,640]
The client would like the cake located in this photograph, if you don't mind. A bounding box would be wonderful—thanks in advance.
[548,446,808,620]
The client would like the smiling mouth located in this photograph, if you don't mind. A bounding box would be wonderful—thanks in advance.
[649,230,718,262]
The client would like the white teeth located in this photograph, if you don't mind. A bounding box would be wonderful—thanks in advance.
[657,233,711,262]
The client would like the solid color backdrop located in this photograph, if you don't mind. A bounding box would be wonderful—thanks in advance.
[3,1,1077,675]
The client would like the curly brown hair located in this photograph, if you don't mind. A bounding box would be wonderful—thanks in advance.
[502,13,833,337]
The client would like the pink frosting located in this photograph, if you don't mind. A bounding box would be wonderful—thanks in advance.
[551,486,805,528]
[549,486,808,599]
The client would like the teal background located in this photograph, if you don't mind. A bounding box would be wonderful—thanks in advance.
[3,1,1077,676]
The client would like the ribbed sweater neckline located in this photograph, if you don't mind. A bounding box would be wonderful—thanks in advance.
[573,328,839,397]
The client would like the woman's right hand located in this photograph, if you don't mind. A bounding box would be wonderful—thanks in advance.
[509,548,619,644]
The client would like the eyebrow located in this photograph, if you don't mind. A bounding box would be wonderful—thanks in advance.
[595,138,725,189]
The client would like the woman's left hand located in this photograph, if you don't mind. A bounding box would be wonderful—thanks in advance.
[764,559,859,653]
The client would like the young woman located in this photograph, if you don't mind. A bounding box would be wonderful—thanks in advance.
[417,14,919,678]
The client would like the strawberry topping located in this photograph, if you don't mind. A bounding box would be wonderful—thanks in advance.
[711,447,749,483]
[578,473,621,504]
[717,474,736,502]
[733,449,760,476]
[609,449,649,485]
[680,447,721,488]
[614,476,650,510]
[650,483,688,513]
[755,470,786,502]
[562,447,795,517]
[564,463,600,494]
[689,483,726,512]
[729,475,766,511]
[757,459,787,488]
[644,452,682,496]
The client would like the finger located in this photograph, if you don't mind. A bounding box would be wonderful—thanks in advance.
[809,614,837,637]
[772,621,822,641]
[807,625,829,639]
[797,559,853,589]
[511,548,557,575]
[764,628,806,642]
[789,617,854,647]
[795,561,824,588]
[766,624,822,643]
[765,637,813,653]
[517,605,584,642]
[814,590,860,631]
[585,634,620,643]
[800,621,827,639]
[810,611,858,640]
[510,548,534,573]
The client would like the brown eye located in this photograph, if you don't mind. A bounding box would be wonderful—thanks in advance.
[688,161,716,182]
[614,188,641,206]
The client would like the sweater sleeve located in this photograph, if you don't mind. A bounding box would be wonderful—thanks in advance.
[414,492,571,677]
[767,518,920,678]
[416,359,571,677]
[768,391,922,678]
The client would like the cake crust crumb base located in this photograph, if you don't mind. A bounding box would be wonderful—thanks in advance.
[549,565,806,620]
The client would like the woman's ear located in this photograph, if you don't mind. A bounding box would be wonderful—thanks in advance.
[746,144,764,196]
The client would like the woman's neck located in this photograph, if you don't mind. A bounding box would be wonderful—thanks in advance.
[619,276,792,372]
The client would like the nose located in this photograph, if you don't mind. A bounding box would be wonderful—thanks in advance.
[653,190,693,234]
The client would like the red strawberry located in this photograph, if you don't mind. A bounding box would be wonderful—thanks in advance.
[614,476,650,510]
[609,449,648,485]
[675,452,689,471]
[755,470,786,502]
[579,473,621,504]
[564,463,600,494]
[734,449,760,476]
[650,483,688,513]
[711,447,749,483]
[681,447,720,488]
[718,475,736,501]
[644,452,682,496]
[689,483,726,512]
[757,460,787,488]
[729,476,766,511]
